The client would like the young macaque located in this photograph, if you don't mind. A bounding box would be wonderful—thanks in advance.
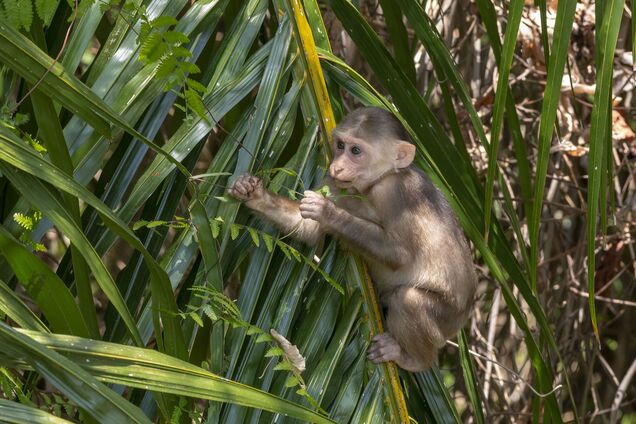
[228,107,476,371]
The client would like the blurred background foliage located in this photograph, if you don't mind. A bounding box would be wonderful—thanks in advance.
[0,0,635,422]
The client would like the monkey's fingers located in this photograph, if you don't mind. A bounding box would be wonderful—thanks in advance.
[299,199,323,210]
[367,333,402,364]
[239,179,259,194]
[228,189,247,201]
[299,204,321,221]
[303,190,323,199]
[248,175,261,186]
[231,182,251,196]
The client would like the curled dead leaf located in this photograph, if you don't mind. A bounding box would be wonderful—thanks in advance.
[270,329,306,374]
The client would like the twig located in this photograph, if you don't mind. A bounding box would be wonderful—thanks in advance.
[445,340,562,398]
[12,0,79,112]
[597,353,621,387]
[568,286,636,308]
[610,357,636,423]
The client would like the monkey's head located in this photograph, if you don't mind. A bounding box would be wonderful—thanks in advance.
[329,107,416,193]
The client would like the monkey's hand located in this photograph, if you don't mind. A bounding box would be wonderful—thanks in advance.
[228,174,266,207]
[299,190,338,225]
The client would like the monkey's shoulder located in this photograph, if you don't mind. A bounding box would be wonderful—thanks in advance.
[370,167,451,214]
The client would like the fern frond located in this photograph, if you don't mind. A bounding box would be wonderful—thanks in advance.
[13,212,33,230]
[16,0,32,31]
[35,0,57,26]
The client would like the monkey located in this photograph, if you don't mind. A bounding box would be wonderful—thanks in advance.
[228,107,476,372]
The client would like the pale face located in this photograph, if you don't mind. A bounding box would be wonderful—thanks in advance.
[329,131,414,193]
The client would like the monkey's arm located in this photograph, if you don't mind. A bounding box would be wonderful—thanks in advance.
[228,175,322,245]
[300,191,409,268]
[247,192,322,244]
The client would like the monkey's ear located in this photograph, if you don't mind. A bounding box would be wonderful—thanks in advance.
[395,142,416,168]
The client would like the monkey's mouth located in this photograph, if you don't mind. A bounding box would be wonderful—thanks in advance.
[332,178,352,188]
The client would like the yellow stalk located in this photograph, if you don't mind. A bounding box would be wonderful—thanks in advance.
[287,2,410,422]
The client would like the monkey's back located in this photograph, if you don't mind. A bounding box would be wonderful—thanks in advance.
[357,167,476,317]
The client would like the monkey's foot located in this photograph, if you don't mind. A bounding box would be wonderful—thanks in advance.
[367,332,429,372]
[367,333,402,364]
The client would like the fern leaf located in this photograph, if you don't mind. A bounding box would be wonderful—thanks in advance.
[273,362,295,372]
[247,227,260,247]
[265,346,284,358]
[3,0,21,30]
[230,223,240,240]
[179,61,200,74]
[276,240,292,260]
[17,0,32,31]
[261,233,274,253]
[185,88,206,122]
[188,311,204,328]
[284,374,300,388]
[164,30,189,45]
[13,212,33,230]
[172,46,192,58]
[150,15,178,28]
[186,78,207,94]
[35,0,57,26]
[288,246,302,262]
[139,31,164,64]
[155,55,177,79]
[34,241,47,252]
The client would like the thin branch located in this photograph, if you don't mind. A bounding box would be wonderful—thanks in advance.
[13,0,79,112]
[446,340,562,398]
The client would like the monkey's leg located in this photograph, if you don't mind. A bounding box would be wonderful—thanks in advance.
[367,286,449,372]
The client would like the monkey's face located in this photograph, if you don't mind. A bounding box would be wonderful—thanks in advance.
[329,133,415,192]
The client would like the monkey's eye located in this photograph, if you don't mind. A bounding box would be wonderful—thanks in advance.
[336,141,345,150]
[351,146,361,155]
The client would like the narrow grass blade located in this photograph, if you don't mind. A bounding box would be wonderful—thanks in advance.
[536,0,551,66]
[458,330,486,424]
[483,0,524,236]
[0,19,111,137]
[0,166,143,346]
[0,227,89,337]
[28,25,99,335]
[474,0,533,206]
[0,126,188,358]
[30,92,98,337]
[0,18,191,179]
[189,197,224,407]
[330,349,365,421]
[0,278,48,332]
[59,1,105,73]
[586,0,626,340]
[11,330,336,424]
[0,323,152,424]
[301,0,331,49]
[207,0,267,89]
[306,293,362,404]
[235,14,292,172]
[377,0,415,83]
[349,370,384,423]
[319,50,388,107]
[529,0,578,291]
[0,398,75,424]
[413,369,461,423]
